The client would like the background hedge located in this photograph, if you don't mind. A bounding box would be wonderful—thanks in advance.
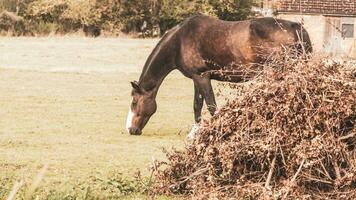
[0,0,257,37]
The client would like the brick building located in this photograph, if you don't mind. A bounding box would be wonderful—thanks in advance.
[256,0,356,57]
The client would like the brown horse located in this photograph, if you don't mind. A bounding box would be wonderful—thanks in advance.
[126,15,312,136]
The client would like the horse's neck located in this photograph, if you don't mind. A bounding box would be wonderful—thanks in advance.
[138,39,176,96]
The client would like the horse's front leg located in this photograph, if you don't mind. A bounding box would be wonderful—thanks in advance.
[188,81,204,140]
[188,75,217,140]
[193,81,204,123]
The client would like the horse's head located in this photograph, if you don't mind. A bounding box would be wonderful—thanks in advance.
[126,81,157,135]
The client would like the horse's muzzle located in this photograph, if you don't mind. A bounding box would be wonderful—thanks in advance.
[129,127,142,135]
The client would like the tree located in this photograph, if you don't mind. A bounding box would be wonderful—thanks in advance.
[209,0,255,21]
[158,0,214,34]
[0,0,256,36]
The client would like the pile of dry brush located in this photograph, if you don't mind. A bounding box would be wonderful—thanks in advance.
[150,51,356,199]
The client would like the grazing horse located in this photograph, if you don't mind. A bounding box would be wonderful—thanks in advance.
[126,15,312,136]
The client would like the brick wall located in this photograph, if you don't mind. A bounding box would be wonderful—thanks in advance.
[277,0,356,15]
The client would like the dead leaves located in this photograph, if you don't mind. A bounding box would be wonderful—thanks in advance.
[151,55,355,199]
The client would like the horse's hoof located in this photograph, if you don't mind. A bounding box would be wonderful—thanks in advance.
[187,123,200,140]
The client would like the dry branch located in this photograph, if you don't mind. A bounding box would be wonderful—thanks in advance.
[151,50,356,199]
[265,154,277,189]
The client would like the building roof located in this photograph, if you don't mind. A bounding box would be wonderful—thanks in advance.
[276,0,356,16]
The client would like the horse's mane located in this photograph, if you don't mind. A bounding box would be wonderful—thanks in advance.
[138,24,182,84]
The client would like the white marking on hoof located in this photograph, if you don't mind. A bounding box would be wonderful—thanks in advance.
[215,107,220,115]
[187,123,200,140]
[126,107,135,133]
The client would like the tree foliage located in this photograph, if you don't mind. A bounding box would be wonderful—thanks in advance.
[0,0,256,36]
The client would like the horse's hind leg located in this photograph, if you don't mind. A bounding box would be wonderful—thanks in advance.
[193,75,217,116]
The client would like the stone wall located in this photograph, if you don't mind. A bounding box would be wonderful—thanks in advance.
[278,14,356,58]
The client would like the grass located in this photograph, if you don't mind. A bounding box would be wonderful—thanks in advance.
[0,37,215,199]
[0,68,193,198]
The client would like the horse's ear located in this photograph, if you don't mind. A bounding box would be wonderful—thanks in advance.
[130,81,143,93]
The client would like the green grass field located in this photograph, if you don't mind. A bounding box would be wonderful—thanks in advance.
[0,37,219,199]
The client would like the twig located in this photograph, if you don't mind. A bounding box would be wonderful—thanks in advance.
[320,161,333,181]
[283,159,305,199]
[332,160,341,181]
[291,159,305,183]
[278,143,286,166]
[265,154,277,188]
[24,164,48,200]
[295,30,306,56]
[172,167,208,188]
[6,180,24,200]
[301,173,334,185]
[147,157,157,188]
[339,132,356,141]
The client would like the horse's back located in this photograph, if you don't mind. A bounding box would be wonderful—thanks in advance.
[175,15,312,76]
[181,15,311,46]
[177,15,251,70]
[248,17,312,54]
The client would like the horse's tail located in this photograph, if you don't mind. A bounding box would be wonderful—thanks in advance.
[293,23,313,55]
